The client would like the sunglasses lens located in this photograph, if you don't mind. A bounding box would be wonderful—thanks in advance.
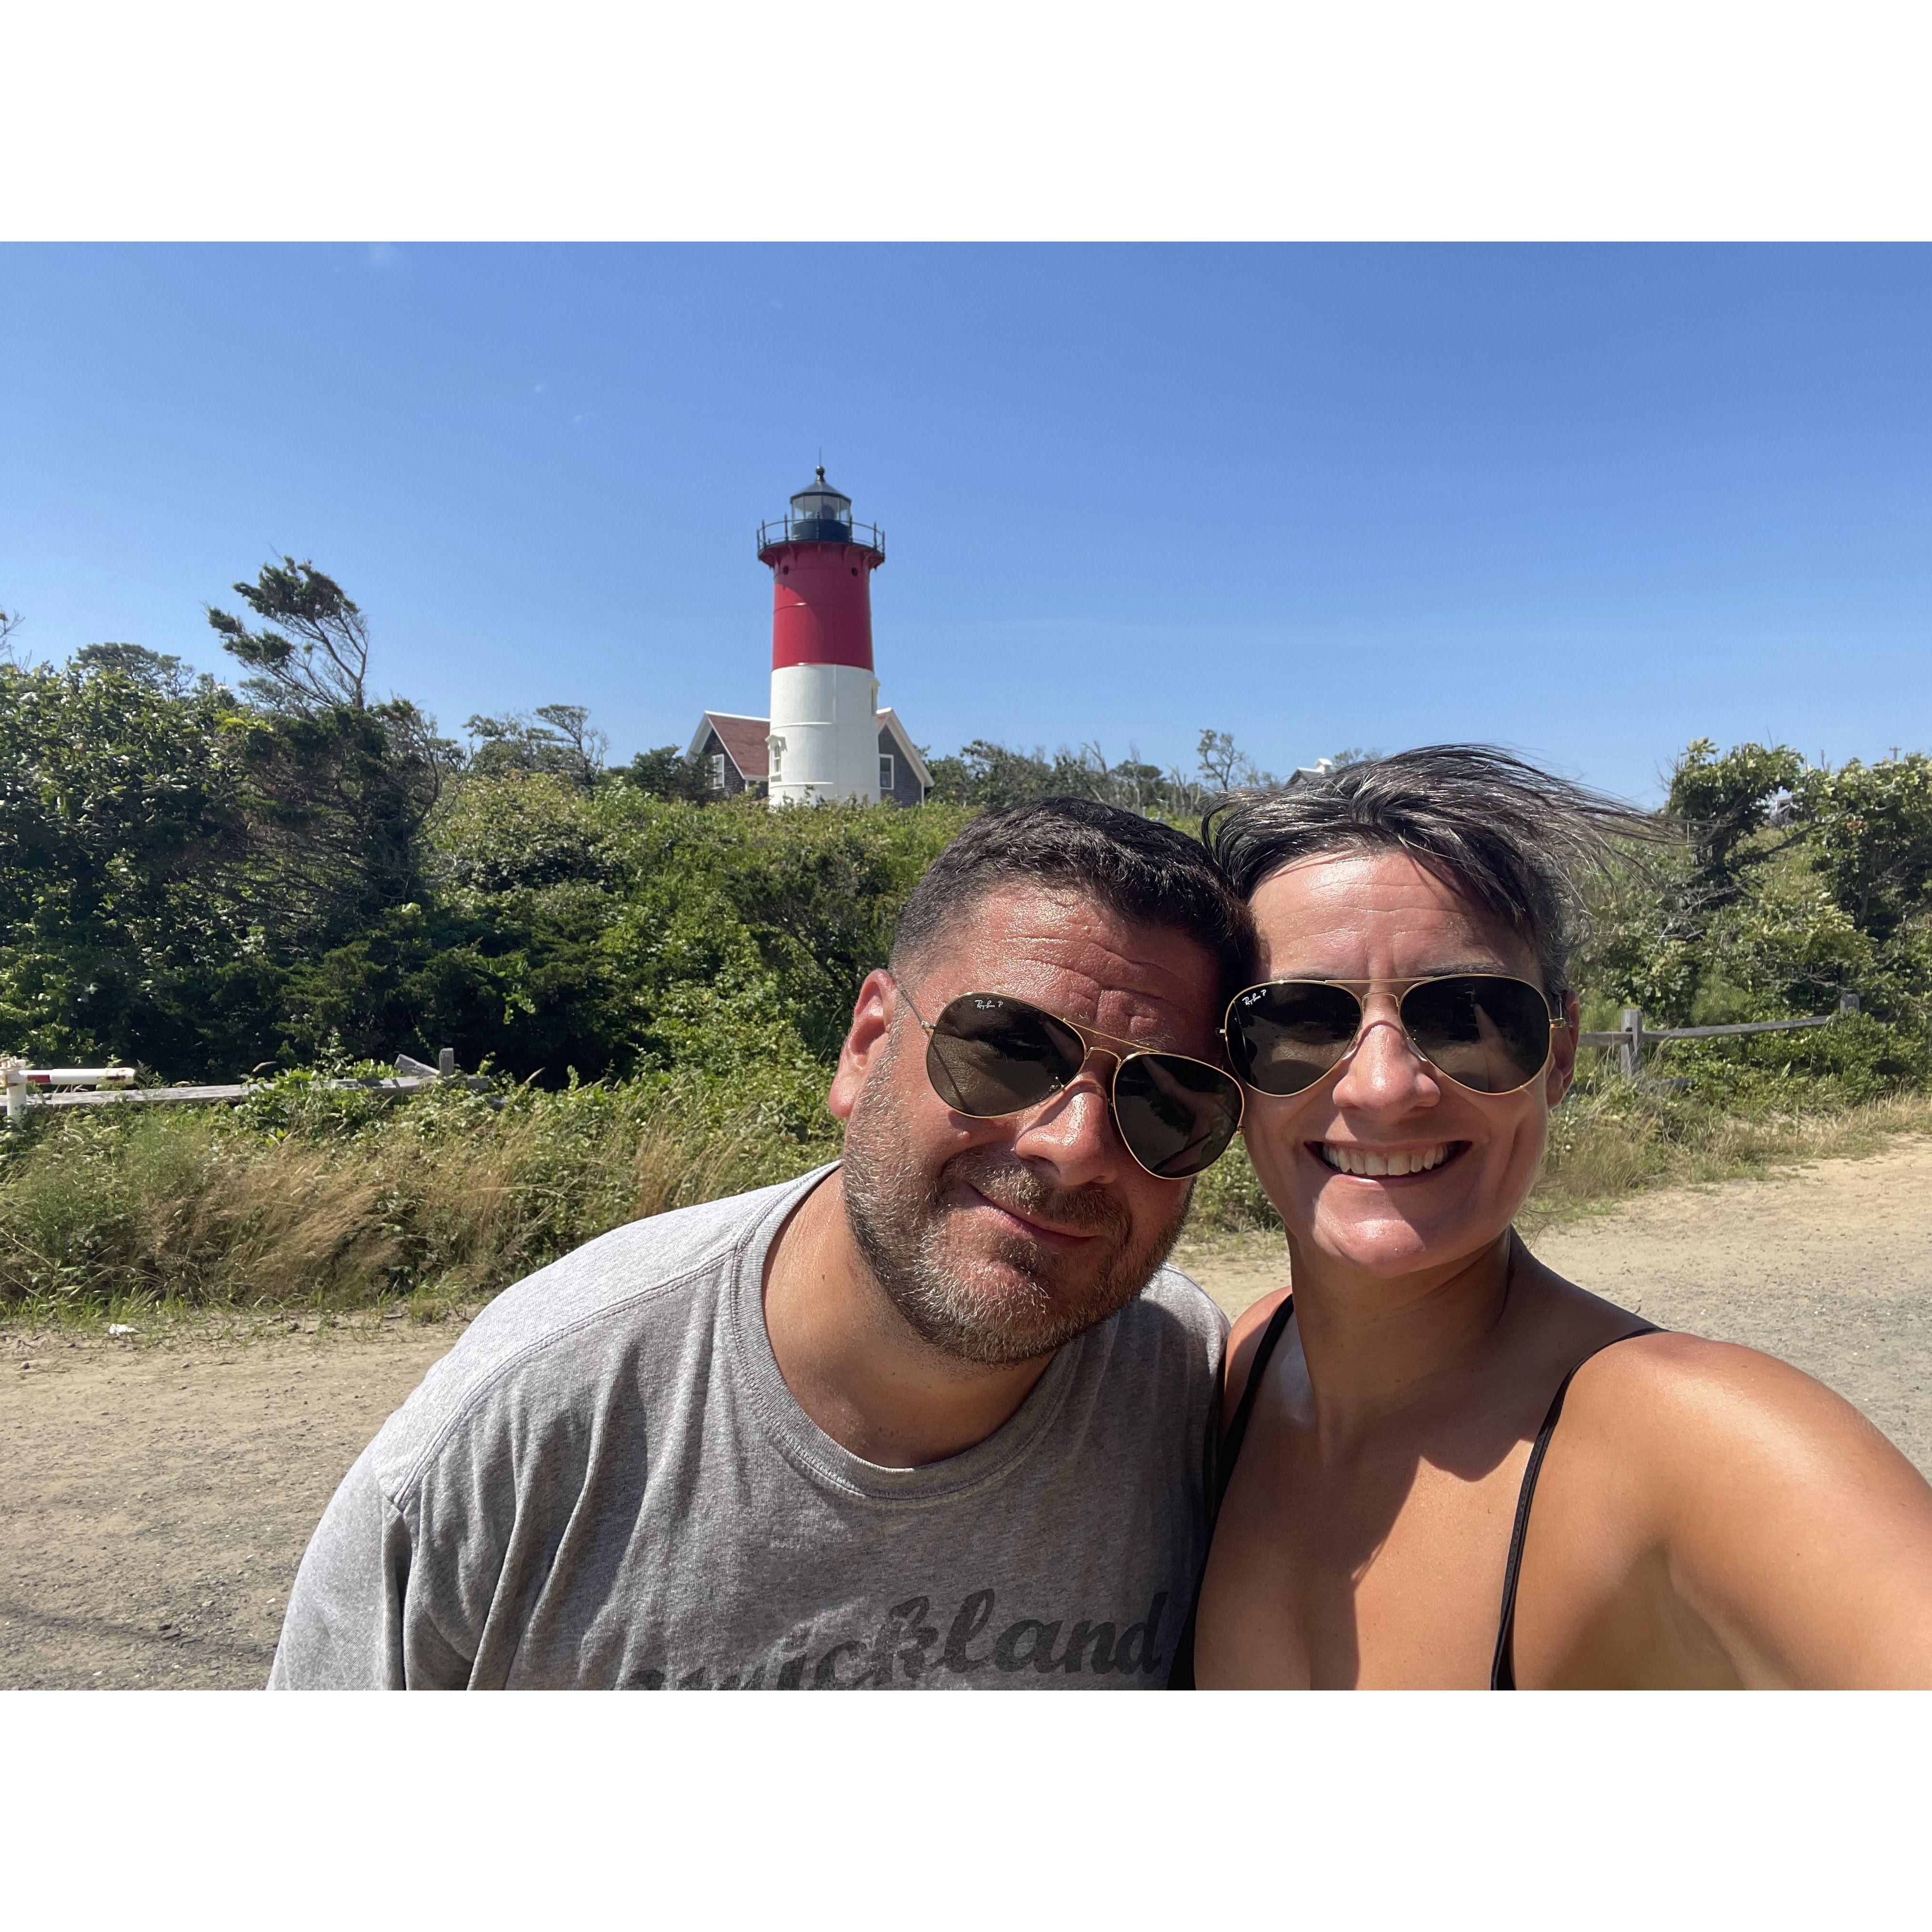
[925,994,1085,1117]
[1402,976,1553,1093]
[1225,981,1364,1094]
[1113,1055,1244,1179]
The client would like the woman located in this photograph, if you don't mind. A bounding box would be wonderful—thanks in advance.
[1180,746,1932,1689]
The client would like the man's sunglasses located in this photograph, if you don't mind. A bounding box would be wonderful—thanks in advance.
[892,980,1244,1180]
[1221,974,1565,1098]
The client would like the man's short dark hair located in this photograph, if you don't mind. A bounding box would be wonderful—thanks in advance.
[892,798,1253,1000]
[1204,745,1658,998]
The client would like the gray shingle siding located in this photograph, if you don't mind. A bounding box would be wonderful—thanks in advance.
[877,725,927,806]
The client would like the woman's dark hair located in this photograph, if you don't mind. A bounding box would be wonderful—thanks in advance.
[892,796,1254,1000]
[1204,745,1658,998]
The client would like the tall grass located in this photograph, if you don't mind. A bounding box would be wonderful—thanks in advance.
[5,1030,1929,1320]
[0,1075,836,1322]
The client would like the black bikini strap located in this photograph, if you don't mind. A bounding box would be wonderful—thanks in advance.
[1490,1325,1659,1690]
[1213,1294,1297,1514]
[1166,1293,1297,1689]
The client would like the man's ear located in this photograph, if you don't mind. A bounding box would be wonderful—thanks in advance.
[827,969,897,1124]
[1546,990,1580,1107]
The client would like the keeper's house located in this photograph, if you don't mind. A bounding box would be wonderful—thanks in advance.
[687,707,931,806]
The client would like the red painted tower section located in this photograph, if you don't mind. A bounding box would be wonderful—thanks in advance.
[757,467,885,670]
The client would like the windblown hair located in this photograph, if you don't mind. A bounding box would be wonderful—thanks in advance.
[892,797,1254,1000]
[1204,745,1658,998]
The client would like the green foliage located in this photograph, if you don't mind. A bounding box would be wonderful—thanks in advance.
[0,657,273,1073]
[1583,741,1932,1046]
[69,642,199,698]
[625,745,716,803]
[925,727,1275,822]
[1796,752,1932,947]
[1666,736,1805,879]
[464,705,609,789]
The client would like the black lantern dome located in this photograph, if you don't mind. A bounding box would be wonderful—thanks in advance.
[786,467,853,540]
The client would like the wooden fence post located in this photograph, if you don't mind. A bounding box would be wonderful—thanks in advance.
[1619,1007,1644,1081]
[1838,991,1860,1014]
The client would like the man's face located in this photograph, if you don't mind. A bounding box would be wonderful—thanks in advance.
[827,885,1225,1366]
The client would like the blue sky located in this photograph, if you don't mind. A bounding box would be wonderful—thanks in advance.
[2,243,1926,803]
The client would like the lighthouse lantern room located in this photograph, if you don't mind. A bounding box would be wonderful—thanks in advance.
[759,468,888,807]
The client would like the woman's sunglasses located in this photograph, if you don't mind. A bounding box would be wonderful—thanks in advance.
[892,980,1244,1180]
[1222,974,1564,1098]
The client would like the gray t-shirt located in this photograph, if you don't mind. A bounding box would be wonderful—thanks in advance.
[270,1166,1226,1689]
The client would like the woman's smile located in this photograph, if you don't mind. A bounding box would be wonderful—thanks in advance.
[1311,1138,1467,1178]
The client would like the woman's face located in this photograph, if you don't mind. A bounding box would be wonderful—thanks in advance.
[1239,848,1576,1281]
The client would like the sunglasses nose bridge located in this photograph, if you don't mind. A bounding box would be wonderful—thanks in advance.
[1333,1003,1445,1096]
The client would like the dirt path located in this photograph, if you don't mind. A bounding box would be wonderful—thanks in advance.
[0,1322,462,1690]
[1177,1136,1932,1477]
[6,1138,1930,1690]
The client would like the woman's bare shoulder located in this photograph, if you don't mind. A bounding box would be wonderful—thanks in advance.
[1562,1324,1929,1502]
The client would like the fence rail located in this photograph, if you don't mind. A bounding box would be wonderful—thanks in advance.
[1579,993,1859,1080]
[2,1048,491,1122]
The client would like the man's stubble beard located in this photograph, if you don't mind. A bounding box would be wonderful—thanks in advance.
[839,1028,1192,1368]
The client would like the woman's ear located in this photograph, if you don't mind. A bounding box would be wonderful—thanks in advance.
[1546,989,1580,1106]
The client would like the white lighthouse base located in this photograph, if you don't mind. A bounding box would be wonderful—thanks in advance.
[767,663,881,807]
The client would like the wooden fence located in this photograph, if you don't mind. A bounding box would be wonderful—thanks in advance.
[1578,992,1860,1080]
[2,995,1868,1121]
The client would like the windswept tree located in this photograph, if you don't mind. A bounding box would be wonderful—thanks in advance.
[207,557,371,711]
[204,557,452,974]
[466,704,610,791]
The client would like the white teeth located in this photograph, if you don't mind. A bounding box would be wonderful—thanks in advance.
[1318,1142,1450,1176]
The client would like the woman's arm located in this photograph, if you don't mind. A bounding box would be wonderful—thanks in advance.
[1582,1335,1932,1688]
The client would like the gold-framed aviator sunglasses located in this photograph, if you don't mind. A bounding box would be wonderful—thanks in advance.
[891,979,1245,1180]
[1221,974,1566,1099]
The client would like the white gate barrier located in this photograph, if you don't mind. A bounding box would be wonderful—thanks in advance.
[0,1049,489,1124]
[2,1058,137,1122]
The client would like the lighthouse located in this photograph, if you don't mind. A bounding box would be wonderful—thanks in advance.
[759,468,887,807]
[685,469,929,807]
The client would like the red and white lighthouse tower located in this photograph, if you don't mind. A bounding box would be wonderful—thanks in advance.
[758,468,886,806]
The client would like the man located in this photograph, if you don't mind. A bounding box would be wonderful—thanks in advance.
[270,798,1250,1689]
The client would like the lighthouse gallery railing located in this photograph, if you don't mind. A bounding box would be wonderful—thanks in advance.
[756,517,886,557]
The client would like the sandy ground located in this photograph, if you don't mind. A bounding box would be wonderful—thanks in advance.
[0,1319,460,1690]
[5,1137,1929,1690]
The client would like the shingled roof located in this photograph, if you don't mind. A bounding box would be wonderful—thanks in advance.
[687,712,770,781]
